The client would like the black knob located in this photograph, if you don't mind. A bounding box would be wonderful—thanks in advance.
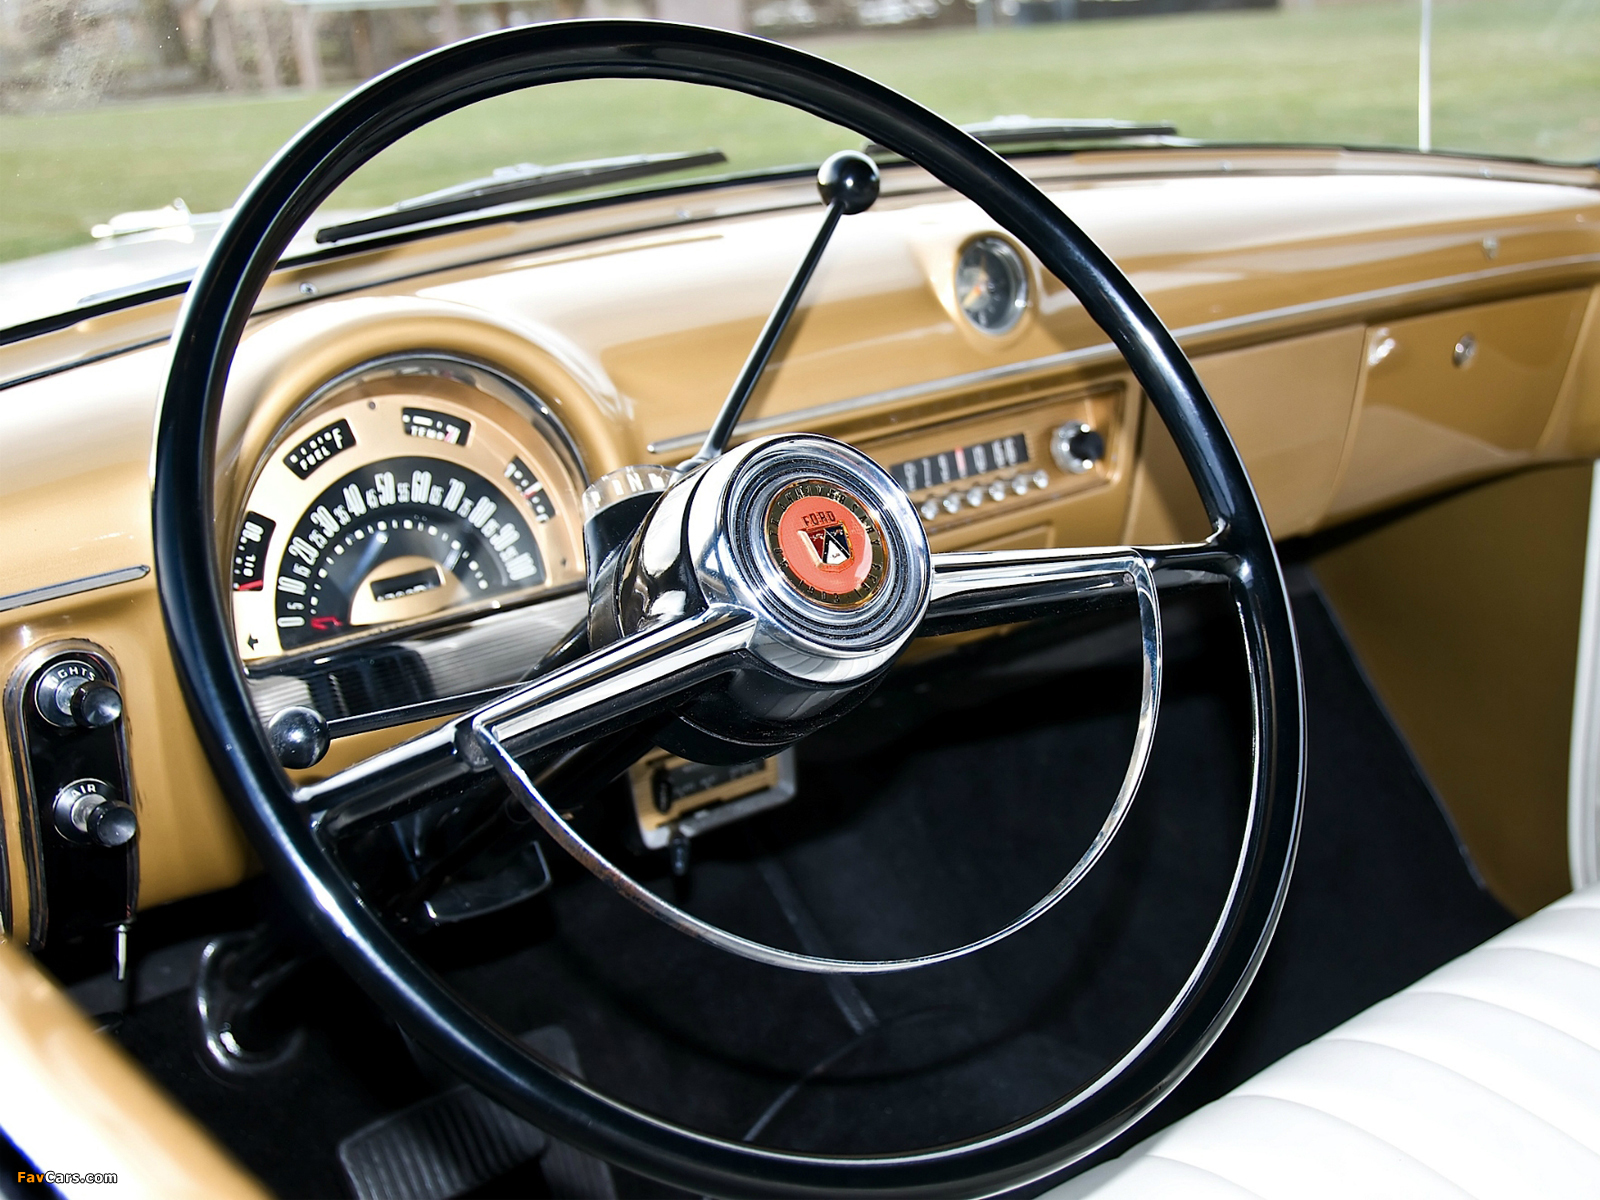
[88,800,138,847]
[817,150,880,215]
[268,706,329,770]
[71,681,123,728]
[1068,426,1105,464]
[34,661,122,729]
[1051,422,1106,474]
[53,779,137,847]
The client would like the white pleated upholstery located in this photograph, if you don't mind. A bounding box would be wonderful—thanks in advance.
[1048,886,1600,1200]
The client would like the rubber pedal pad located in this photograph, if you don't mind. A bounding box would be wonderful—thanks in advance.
[337,1026,616,1200]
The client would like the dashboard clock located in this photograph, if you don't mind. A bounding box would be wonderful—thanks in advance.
[955,236,1030,335]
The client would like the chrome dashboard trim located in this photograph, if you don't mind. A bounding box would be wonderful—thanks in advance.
[246,587,589,732]
[1569,460,1600,890]
[647,251,1600,456]
[0,566,150,615]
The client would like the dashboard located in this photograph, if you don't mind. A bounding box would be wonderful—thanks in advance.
[3,146,1600,945]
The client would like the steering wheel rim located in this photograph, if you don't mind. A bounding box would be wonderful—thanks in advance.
[154,21,1304,1196]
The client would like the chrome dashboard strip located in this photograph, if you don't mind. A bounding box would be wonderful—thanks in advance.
[0,566,150,615]
[1569,460,1600,890]
[646,251,1600,456]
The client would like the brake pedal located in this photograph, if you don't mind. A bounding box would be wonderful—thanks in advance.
[336,1025,615,1200]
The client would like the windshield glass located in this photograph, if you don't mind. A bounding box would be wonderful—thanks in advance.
[1,0,1595,315]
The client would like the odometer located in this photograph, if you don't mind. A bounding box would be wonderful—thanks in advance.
[273,454,543,650]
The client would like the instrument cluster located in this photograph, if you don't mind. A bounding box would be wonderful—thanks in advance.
[230,356,587,665]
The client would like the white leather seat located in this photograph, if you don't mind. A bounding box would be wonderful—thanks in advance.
[1048,884,1600,1200]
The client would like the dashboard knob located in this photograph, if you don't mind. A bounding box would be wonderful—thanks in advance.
[1051,422,1105,475]
[817,150,880,215]
[70,681,123,728]
[268,706,330,770]
[53,779,137,848]
[34,660,122,729]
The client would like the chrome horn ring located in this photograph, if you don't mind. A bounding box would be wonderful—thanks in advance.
[471,432,1164,974]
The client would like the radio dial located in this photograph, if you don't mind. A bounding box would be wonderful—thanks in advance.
[1051,422,1105,475]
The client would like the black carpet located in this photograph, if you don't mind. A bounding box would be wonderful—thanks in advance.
[102,571,1511,1197]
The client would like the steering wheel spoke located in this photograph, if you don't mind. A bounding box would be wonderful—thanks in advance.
[922,538,1235,634]
[302,606,756,837]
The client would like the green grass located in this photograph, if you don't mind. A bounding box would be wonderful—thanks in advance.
[2,0,1597,262]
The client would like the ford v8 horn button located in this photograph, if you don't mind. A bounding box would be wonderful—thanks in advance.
[764,478,887,609]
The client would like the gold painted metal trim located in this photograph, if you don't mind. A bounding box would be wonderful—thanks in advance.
[0,937,268,1199]
[0,566,149,614]
[647,253,1600,456]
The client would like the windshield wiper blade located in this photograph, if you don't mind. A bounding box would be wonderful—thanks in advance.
[865,115,1179,157]
[315,148,728,244]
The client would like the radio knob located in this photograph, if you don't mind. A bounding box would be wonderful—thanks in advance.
[1051,422,1105,474]
[53,779,137,848]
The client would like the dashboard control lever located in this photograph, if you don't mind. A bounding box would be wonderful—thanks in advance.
[681,150,880,471]
[52,778,138,848]
[268,706,330,770]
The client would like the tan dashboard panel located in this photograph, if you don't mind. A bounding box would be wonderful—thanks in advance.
[1124,326,1365,544]
[1315,462,1591,916]
[0,937,266,1198]
[1327,289,1591,520]
[0,349,254,935]
[1542,286,1600,457]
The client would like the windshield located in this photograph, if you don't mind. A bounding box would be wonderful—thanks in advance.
[1,0,1595,319]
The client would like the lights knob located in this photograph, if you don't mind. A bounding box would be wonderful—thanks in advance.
[53,779,137,848]
[71,681,123,728]
[1051,422,1105,475]
[34,660,122,729]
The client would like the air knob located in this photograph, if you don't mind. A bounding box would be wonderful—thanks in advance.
[53,779,137,848]
[817,150,880,215]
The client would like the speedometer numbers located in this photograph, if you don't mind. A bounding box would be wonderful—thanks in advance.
[272,456,544,651]
[231,372,584,661]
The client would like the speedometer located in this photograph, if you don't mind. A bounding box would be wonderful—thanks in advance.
[272,455,544,650]
[231,358,585,661]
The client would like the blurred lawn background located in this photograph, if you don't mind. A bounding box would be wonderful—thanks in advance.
[2,0,1597,262]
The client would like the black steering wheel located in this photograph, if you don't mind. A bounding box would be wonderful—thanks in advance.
[155,21,1303,1196]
